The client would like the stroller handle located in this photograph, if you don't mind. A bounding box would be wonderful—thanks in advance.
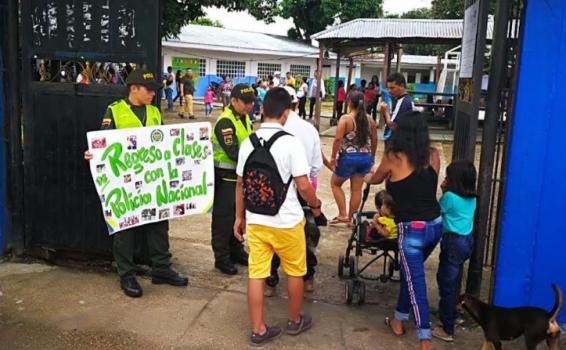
[359,184,371,212]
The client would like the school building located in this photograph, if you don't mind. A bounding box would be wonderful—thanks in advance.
[161,25,458,98]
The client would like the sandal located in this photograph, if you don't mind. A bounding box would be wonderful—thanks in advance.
[329,216,350,225]
[432,327,454,342]
[384,317,405,336]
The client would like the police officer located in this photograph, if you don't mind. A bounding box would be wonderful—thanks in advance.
[211,84,255,275]
[84,69,188,298]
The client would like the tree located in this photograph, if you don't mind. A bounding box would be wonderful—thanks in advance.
[191,18,224,28]
[430,0,496,19]
[430,0,464,19]
[247,0,383,42]
[161,0,269,39]
[398,1,496,56]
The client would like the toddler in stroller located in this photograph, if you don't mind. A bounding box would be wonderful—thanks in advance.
[366,190,397,245]
[338,186,400,305]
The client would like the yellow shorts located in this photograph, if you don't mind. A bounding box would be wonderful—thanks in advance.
[246,220,306,279]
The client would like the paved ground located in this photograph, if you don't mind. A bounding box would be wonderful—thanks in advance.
[0,102,545,349]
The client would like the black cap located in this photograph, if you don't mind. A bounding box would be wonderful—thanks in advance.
[230,84,255,103]
[125,69,161,90]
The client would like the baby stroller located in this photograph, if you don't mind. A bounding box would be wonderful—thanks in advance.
[337,184,400,305]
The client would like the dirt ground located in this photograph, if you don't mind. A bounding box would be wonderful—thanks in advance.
[0,101,551,349]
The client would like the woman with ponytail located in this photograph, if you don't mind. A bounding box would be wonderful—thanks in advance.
[329,91,378,225]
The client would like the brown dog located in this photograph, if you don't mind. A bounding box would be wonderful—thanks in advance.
[458,284,562,350]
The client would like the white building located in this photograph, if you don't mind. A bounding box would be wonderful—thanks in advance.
[162,25,457,98]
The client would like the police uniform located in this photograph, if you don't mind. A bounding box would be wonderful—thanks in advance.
[99,69,187,297]
[211,84,254,274]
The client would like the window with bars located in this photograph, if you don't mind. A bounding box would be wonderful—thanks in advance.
[216,60,245,78]
[257,63,282,79]
[290,64,311,78]
[198,59,206,77]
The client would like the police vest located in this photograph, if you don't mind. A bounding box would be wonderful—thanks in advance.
[109,100,161,129]
[211,107,252,170]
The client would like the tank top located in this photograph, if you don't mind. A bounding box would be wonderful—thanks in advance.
[340,116,371,153]
[386,167,440,223]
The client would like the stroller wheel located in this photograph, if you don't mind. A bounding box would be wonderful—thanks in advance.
[338,255,346,279]
[357,281,366,305]
[345,280,354,304]
[348,256,356,278]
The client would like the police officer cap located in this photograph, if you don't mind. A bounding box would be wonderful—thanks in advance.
[231,84,255,103]
[126,69,161,91]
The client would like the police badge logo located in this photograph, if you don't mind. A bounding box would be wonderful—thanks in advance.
[224,135,233,145]
[151,129,164,142]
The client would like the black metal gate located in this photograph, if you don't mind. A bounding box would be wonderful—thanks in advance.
[19,0,161,255]
[465,0,524,298]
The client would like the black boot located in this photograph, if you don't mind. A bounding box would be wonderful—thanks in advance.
[152,270,189,286]
[215,261,238,275]
[120,276,143,298]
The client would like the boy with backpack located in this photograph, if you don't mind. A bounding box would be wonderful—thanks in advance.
[234,87,323,346]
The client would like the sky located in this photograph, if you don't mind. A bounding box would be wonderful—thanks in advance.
[204,0,433,36]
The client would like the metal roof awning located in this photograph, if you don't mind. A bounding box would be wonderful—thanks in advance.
[311,18,496,55]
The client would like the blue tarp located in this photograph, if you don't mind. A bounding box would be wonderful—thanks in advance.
[493,0,566,322]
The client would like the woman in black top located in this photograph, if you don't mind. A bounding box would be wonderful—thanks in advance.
[365,111,442,350]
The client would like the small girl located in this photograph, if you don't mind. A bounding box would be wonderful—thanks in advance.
[433,160,477,343]
[204,85,215,117]
[367,190,397,242]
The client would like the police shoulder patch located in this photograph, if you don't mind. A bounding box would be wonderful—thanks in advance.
[224,135,233,145]
[221,128,233,136]
[102,118,112,126]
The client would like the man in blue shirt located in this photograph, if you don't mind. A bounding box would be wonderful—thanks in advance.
[380,73,415,141]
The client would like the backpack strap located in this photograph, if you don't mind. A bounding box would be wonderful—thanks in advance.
[266,130,294,187]
[249,133,261,149]
[264,130,290,150]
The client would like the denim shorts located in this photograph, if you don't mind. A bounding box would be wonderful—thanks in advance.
[334,152,373,179]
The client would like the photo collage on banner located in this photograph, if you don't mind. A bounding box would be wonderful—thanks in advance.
[87,123,214,234]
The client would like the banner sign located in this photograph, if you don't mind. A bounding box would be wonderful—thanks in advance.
[87,123,214,234]
[172,57,200,85]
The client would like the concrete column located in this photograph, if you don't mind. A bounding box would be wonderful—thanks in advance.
[314,46,324,131]
[209,59,218,76]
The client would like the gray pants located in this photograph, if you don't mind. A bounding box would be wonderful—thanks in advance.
[222,93,231,108]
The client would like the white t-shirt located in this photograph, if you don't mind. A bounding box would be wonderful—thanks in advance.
[297,82,308,98]
[272,77,281,87]
[308,78,326,99]
[284,112,322,179]
[236,123,310,228]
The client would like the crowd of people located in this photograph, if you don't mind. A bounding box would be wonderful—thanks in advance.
[85,68,478,349]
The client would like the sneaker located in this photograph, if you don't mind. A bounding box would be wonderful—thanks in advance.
[264,285,275,297]
[178,113,185,118]
[250,326,282,346]
[304,279,314,293]
[432,327,454,342]
[287,314,313,335]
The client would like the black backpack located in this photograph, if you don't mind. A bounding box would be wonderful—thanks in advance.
[243,130,293,216]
